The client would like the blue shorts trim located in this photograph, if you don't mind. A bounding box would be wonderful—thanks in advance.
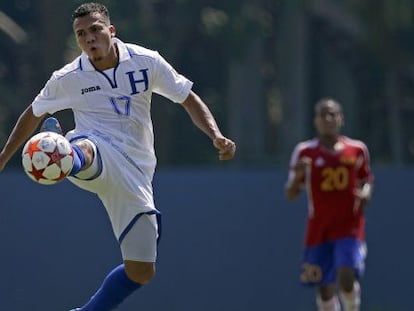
[300,237,367,286]
[118,210,162,245]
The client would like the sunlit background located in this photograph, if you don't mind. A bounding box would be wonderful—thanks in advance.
[2,0,414,168]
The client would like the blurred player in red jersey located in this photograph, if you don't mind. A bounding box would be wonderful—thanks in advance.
[285,98,374,311]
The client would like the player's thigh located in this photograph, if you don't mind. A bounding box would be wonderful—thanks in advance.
[120,214,159,262]
[301,242,336,286]
[334,238,367,276]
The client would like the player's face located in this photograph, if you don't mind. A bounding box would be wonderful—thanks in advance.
[314,103,343,137]
[73,12,117,71]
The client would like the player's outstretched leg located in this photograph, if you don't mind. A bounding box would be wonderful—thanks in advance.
[40,117,63,134]
[69,264,142,311]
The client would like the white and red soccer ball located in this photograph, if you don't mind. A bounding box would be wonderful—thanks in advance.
[21,132,74,185]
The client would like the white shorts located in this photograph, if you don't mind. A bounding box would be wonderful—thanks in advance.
[120,214,159,262]
[66,131,158,240]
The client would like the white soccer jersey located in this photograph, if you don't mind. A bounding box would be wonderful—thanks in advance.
[31,38,193,239]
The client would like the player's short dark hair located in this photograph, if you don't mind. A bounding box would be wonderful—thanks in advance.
[72,2,110,24]
[314,97,342,114]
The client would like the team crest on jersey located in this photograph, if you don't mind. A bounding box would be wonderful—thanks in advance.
[81,85,101,95]
[340,156,356,165]
[314,157,325,167]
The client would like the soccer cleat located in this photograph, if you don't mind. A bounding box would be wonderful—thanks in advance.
[40,117,63,135]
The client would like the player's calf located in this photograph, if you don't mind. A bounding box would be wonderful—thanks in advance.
[339,281,361,311]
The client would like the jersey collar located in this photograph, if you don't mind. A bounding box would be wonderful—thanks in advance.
[79,38,131,72]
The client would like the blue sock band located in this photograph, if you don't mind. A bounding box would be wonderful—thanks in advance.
[70,145,86,176]
[79,264,141,311]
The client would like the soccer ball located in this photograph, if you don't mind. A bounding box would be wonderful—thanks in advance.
[21,132,74,185]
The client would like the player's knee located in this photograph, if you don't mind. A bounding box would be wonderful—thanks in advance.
[74,139,94,169]
[124,261,155,285]
[337,267,356,292]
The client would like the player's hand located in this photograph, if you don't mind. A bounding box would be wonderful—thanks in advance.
[213,137,236,160]
[292,157,311,181]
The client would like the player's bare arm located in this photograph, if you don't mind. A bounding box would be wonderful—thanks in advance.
[285,157,310,201]
[182,91,236,160]
[0,105,44,171]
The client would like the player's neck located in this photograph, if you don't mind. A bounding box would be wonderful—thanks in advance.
[318,135,341,151]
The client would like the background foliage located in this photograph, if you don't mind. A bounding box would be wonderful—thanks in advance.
[1,0,414,168]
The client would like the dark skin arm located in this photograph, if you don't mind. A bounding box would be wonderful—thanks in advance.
[285,157,311,201]
[0,105,45,171]
[181,91,236,161]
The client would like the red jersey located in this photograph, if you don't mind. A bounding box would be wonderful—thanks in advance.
[287,136,373,246]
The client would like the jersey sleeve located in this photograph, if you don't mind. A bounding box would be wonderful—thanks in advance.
[357,142,373,182]
[31,74,70,117]
[152,52,193,103]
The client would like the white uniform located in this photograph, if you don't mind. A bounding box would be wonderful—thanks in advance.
[31,38,193,245]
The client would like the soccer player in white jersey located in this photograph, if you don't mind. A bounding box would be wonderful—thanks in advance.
[0,2,236,310]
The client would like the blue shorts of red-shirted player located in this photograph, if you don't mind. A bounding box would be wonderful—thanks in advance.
[299,237,367,286]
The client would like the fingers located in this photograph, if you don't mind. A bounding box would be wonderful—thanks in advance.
[213,137,236,161]
[299,156,312,166]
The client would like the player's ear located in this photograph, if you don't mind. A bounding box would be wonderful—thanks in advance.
[109,25,116,38]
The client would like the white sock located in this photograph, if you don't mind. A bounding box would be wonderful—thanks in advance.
[317,294,341,311]
[340,281,361,311]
